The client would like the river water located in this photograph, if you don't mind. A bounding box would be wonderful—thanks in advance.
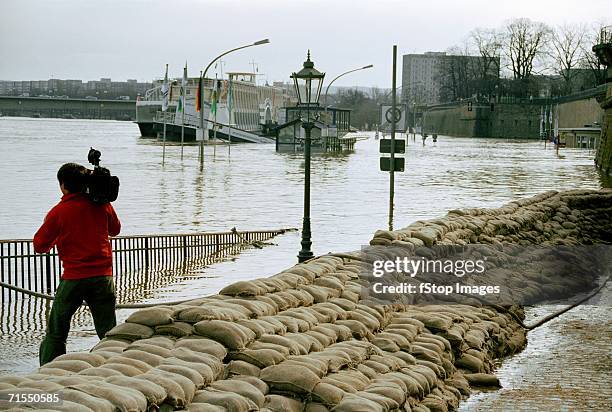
[0,118,608,390]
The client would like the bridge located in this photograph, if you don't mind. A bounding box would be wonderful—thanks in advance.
[0,96,136,120]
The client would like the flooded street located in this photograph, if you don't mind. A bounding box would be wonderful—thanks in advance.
[0,117,609,409]
[460,282,612,411]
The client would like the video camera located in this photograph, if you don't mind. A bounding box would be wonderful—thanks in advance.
[86,148,120,204]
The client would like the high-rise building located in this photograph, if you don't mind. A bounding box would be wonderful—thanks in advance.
[402,52,499,105]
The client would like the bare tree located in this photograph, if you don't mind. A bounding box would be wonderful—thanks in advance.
[471,27,503,91]
[579,21,610,86]
[549,23,587,93]
[503,18,551,80]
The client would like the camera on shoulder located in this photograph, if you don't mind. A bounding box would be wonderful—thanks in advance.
[86,148,120,204]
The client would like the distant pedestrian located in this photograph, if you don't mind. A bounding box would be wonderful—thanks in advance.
[34,163,121,365]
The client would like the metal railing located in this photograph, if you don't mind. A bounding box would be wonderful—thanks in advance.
[600,25,612,44]
[0,229,291,301]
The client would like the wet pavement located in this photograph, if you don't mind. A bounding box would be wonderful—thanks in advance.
[459,281,612,411]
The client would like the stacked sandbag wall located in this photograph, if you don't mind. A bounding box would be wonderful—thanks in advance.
[0,189,609,411]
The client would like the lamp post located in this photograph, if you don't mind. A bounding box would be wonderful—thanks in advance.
[292,51,325,263]
[323,64,373,108]
[198,39,270,169]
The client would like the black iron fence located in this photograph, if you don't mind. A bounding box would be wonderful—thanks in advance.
[0,229,291,301]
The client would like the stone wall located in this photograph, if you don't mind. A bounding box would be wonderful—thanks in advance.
[424,102,541,139]
[595,84,612,176]
[424,88,605,140]
[558,97,604,129]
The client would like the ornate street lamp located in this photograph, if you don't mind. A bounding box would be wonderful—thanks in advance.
[291,51,325,263]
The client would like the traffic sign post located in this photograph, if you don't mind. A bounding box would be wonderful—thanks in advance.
[380,139,405,154]
[380,157,405,172]
[380,104,407,133]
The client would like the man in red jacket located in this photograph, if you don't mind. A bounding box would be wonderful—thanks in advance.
[34,163,121,365]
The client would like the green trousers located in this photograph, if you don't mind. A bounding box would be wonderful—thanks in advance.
[39,276,116,366]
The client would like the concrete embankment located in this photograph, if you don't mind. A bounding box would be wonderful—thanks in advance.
[0,189,610,411]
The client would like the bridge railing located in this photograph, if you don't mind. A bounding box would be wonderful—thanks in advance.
[0,228,292,301]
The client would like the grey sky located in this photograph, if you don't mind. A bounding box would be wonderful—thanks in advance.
[0,0,609,87]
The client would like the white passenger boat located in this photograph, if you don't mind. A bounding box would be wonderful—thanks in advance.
[136,72,294,143]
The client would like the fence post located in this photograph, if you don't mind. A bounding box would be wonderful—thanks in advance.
[45,254,52,294]
[183,235,188,262]
[144,237,150,272]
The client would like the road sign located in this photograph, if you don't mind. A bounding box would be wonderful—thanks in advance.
[379,139,405,154]
[380,104,407,132]
[385,107,402,123]
[380,157,405,172]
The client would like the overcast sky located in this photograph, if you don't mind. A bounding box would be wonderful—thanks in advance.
[1,0,609,87]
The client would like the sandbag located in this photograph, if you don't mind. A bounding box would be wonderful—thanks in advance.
[169,348,224,378]
[124,342,173,359]
[220,280,266,297]
[184,403,228,412]
[60,388,115,412]
[247,341,291,357]
[210,379,266,407]
[105,323,154,341]
[463,373,501,387]
[355,391,399,410]
[227,360,261,377]
[53,353,106,367]
[263,394,305,412]
[41,359,92,373]
[260,364,321,396]
[283,357,329,378]
[155,321,195,337]
[235,319,268,338]
[364,384,406,406]
[175,337,228,360]
[134,372,187,408]
[335,320,371,339]
[16,379,64,392]
[311,382,345,407]
[106,356,152,373]
[333,393,385,412]
[258,334,307,355]
[105,375,167,406]
[156,363,208,388]
[67,382,148,412]
[78,367,123,378]
[125,307,173,327]
[157,357,219,383]
[135,335,176,349]
[194,320,256,350]
[231,376,269,395]
[121,349,164,367]
[91,338,131,351]
[259,317,289,334]
[192,389,258,412]
[228,348,286,369]
[455,353,484,373]
[99,362,144,377]
[178,306,247,323]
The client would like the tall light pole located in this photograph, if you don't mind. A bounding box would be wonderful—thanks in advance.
[198,39,270,169]
[323,64,374,108]
[292,51,325,263]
